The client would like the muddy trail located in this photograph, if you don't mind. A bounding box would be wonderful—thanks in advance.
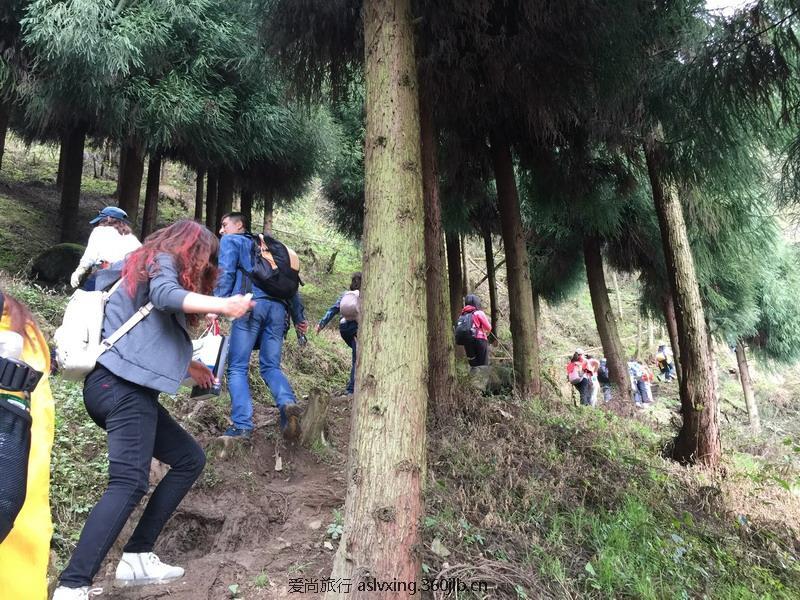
[94,393,352,599]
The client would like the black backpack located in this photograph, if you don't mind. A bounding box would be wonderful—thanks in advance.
[242,233,301,300]
[454,311,476,345]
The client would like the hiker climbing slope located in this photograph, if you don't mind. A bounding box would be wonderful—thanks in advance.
[213,212,308,440]
[316,272,362,396]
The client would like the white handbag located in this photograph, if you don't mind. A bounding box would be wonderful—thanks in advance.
[182,322,230,399]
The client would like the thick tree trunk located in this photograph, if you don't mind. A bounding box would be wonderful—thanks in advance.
[327,0,428,595]
[59,124,87,243]
[240,189,254,232]
[263,193,274,234]
[663,292,682,381]
[583,235,632,403]
[205,169,218,231]
[0,100,9,173]
[445,232,463,322]
[735,341,760,432]
[483,228,498,338]
[490,133,540,396]
[419,91,456,418]
[645,135,720,467]
[141,154,161,239]
[194,169,205,222]
[216,167,234,227]
[118,144,145,225]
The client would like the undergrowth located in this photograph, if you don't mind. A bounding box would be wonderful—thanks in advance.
[424,393,800,599]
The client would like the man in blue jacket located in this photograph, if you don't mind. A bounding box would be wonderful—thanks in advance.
[213,213,308,440]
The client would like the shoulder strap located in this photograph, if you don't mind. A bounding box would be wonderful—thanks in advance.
[103,276,126,298]
[100,302,154,352]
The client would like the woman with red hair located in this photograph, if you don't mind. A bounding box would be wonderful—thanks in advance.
[54,220,254,600]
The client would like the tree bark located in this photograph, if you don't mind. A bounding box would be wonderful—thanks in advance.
[483,228,498,338]
[419,89,456,419]
[194,169,205,222]
[445,232,463,322]
[240,189,254,232]
[663,292,682,381]
[583,235,632,403]
[59,124,87,243]
[612,271,623,318]
[205,169,218,231]
[118,144,145,225]
[645,135,720,467]
[460,233,470,296]
[216,167,234,227]
[327,0,428,595]
[56,134,67,191]
[263,193,274,234]
[141,154,161,239]
[489,133,540,396]
[0,100,9,173]
[300,390,330,447]
[735,341,760,432]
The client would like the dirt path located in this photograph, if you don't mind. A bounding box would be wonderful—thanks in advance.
[95,395,351,599]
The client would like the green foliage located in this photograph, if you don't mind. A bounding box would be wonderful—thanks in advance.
[748,242,800,364]
[50,379,108,570]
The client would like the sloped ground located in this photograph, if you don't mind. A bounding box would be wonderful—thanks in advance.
[92,392,353,600]
[2,141,798,598]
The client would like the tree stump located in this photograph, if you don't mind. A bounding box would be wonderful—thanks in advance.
[301,389,329,447]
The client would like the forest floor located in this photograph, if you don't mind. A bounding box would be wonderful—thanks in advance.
[1,138,799,598]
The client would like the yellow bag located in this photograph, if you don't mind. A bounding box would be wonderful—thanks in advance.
[0,314,54,600]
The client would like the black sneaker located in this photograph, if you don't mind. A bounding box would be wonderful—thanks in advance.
[223,426,252,440]
[282,404,302,441]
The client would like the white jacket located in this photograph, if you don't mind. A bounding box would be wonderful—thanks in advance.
[78,226,141,269]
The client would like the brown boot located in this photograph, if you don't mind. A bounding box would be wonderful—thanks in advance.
[282,404,302,441]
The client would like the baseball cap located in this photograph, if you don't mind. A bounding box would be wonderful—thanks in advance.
[90,206,128,225]
[575,347,584,355]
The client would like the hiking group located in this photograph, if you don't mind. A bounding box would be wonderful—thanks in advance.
[566,345,676,407]
[0,206,362,599]
[1,206,501,599]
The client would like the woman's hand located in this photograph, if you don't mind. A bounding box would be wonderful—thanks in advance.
[221,294,255,319]
[188,360,216,389]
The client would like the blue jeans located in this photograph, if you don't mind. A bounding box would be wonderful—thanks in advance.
[634,380,649,404]
[339,320,358,394]
[227,298,296,430]
[60,366,205,587]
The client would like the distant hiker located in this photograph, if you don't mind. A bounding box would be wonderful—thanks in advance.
[586,356,601,406]
[70,207,141,291]
[567,348,592,406]
[656,343,676,382]
[597,357,612,402]
[641,363,655,403]
[53,220,254,599]
[316,272,362,396]
[455,293,492,367]
[0,290,54,600]
[212,212,308,440]
[627,359,650,407]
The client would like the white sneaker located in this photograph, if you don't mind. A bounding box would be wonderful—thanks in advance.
[52,587,103,599]
[115,552,185,586]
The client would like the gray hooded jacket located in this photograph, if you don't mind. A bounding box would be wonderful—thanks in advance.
[95,253,192,394]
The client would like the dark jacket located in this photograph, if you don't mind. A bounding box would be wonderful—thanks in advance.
[95,253,192,394]
[214,232,306,324]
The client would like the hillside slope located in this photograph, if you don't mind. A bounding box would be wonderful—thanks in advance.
[1,141,799,598]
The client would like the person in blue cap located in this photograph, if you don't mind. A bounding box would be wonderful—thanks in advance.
[70,207,141,290]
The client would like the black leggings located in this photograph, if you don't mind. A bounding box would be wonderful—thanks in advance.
[466,338,489,367]
[59,366,206,587]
